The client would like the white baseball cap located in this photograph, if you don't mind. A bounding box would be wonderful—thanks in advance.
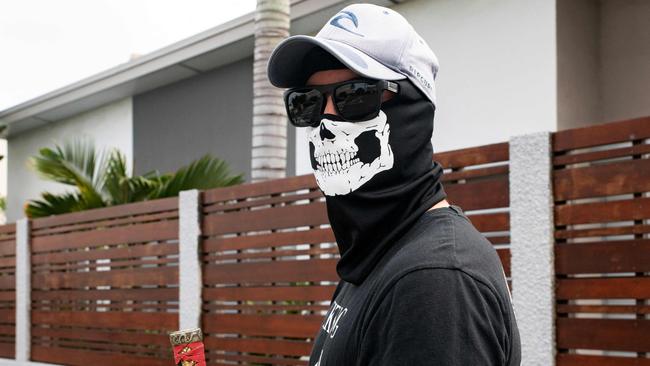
[267,3,440,107]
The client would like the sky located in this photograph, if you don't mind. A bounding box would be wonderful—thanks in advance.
[0,0,257,111]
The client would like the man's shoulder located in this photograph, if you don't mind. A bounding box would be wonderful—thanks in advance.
[372,207,509,301]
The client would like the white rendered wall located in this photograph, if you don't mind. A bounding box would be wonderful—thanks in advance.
[296,0,557,175]
[6,97,133,222]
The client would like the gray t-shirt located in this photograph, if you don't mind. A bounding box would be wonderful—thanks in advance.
[310,205,521,365]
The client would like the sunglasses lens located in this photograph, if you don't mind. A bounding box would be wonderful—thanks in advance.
[286,89,322,127]
[334,81,380,121]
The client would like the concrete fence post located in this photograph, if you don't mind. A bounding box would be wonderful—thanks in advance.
[179,190,202,331]
[509,132,556,366]
[15,218,30,362]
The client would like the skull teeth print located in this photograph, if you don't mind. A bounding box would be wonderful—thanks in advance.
[308,110,394,196]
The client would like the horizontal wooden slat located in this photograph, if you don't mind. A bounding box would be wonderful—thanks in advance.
[32,242,178,265]
[204,259,338,285]
[203,174,317,204]
[557,354,650,366]
[556,277,650,299]
[553,116,650,152]
[212,246,338,262]
[441,165,508,182]
[0,343,14,359]
[204,337,312,357]
[554,143,650,166]
[31,197,178,230]
[203,227,335,253]
[557,318,650,352]
[0,309,15,322]
[434,142,509,169]
[445,176,509,211]
[203,285,337,302]
[204,313,322,338]
[202,202,329,236]
[467,212,509,233]
[555,240,650,274]
[0,240,16,257]
[32,310,177,330]
[31,345,170,366]
[0,291,15,301]
[31,327,169,347]
[555,197,650,225]
[0,224,16,235]
[31,220,178,252]
[34,210,178,237]
[555,224,650,240]
[556,304,650,315]
[31,288,177,302]
[554,159,650,201]
[204,189,323,214]
[0,276,15,290]
[210,352,308,366]
[32,266,178,288]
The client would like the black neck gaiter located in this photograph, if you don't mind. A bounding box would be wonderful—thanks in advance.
[307,78,446,285]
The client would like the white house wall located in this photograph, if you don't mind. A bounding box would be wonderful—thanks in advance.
[6,98,133,222]
[296,0,557,175]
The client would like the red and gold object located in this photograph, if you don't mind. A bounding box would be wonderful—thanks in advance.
[169,328,206,366]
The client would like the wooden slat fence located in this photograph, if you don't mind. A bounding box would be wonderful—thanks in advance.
[28,198,180,366]
[0,223,16,359]
[553,116,650,366]
[200,174,337,366]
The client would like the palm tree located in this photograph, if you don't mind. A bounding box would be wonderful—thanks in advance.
[25,139,244,218]
[251,0,290,182]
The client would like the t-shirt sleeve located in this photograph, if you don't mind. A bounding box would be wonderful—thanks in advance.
[358,268,510,366]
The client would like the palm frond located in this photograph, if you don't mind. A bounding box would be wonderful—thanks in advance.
[29,139,106,207]
[25,192,88,218]
[151,155,244,198]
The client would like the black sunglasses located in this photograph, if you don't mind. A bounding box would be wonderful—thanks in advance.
[283,78,399,127]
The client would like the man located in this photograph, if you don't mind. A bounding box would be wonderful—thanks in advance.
[267,3,521,365]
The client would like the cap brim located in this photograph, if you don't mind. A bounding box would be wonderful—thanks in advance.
[267,35,406,88]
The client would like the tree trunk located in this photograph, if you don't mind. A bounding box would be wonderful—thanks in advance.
[252,0,290,182]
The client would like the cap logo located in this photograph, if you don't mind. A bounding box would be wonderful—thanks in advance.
[330,11,364,37]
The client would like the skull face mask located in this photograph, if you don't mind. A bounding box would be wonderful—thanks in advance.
[309,110,394,196]
[307,78,447,285]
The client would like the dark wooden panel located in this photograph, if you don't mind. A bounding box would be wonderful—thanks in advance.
[31,288,177,302]
[32,266,178,288]
[442,165,508,182]
[554,143,650,166]
[203,227,335,253]
[34,210,178,237]
[32,242,178,265]
[204,337,312,357]
[434,142,509,169]
[553,116,650,152]
[555,240,650,274]
[32,327,169,347]
[204,313,322,338]
[31,197,178,230]
[204,259,338,284]
[203,285,337,302]
[0,224,16,235]
[556,304,650,315]
[445,176,509,211]
[0,309,15,322]
[0,343,14,359]
[0,239,16,256]
[554,159,650,201]
[558,354,650,366]
[31,220,178,252]
[31,345,170,366]
[203,174,317,204]
[556,277,650,299]
[0,276,15,290]
[496,248,511,277]
[468,212,509,233]
[32,310,177,330]
[204,189,323,214]
[555,223,650,240]
[202,202,329,236]
[557,318,650,352]
[555,197,650,225]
